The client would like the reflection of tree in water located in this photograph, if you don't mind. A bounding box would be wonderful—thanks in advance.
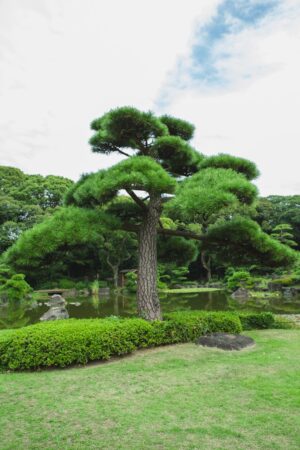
[0,299,30,329]
[108,292,138,317]
[228,294,300,314]
[90,293,100,311]
[160,294,191,312]
[86,292,138,317]
[160,291,231,313]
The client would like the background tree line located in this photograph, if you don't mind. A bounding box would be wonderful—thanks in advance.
[1,173,299,291]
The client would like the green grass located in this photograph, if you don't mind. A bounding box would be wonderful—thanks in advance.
[160,287,221,293]
[1,330,300,449]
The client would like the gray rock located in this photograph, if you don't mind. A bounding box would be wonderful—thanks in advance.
[45,294,66,307]
[231,287,249,300]
[268,282,283,292]
[196,333,255,351]
[40,306,69,321]
[28,300,38,309]
[283,287,300,297]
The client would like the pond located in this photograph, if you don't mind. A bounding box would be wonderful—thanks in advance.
[1,290,300,330]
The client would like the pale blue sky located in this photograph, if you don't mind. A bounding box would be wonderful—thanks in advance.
[0,0,299,195]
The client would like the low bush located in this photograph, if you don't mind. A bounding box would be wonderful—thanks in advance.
[272,316,295,329]
[269,275,300,288]
[238,312,275,330]
[227,271,254,291]
[0,311,282,371]
[0,311,241,371]
[0,318,154,371]
[163,311,242,341]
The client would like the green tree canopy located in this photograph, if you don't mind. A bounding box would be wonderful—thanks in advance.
[256,195,300,250]
[4,108,296,319]
[203,216,296,268]
[0,166,73,254]
[69,107,297,318]
[271,223,297,248]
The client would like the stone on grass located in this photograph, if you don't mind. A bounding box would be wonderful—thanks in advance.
[196,333,255,351]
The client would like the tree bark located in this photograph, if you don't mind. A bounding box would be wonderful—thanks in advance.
[112,266,119,289]
[137,195,162,320]
[201,250,212,282]
[106,257,119,290]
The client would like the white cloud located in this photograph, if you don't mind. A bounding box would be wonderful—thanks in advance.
[0,0,299,197]
[0,0,220,178]
[156,0,300,195]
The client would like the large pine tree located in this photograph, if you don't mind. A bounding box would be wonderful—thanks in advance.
[59,106,295,320]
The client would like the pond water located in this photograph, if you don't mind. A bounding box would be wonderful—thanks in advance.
[1,290,300,330]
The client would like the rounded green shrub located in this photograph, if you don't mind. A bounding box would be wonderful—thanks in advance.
[227,271,254,291]
[0,274,32,301]
[238,312,275,330]
[164,311,242,341]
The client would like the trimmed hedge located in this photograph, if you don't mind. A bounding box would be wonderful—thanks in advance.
[163,311,242,341]
[0,311,279,371]
[238,312,275,330]
[0,311,241,371]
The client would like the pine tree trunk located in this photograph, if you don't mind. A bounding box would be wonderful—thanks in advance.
[106,256,119,290]
[201,250,212,282]
[137,195,161,320]
[112,266,119,290]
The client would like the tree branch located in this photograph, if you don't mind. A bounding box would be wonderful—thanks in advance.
[122,223,204,241]
[106,255,120,270]
[117,149,131,157]
[158,227,204,241]
[126,190,148,211]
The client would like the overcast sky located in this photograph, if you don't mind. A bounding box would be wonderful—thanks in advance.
[0,0,300,196]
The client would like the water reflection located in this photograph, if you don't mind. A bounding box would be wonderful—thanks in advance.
[0,299,31,329]
[1,290,300,330]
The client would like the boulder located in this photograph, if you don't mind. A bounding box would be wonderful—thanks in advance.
[231,288,249,300]
[40,306,69,321]
[283,286,300,297]
[28,300,38,309]
[45,294,66,307]
[268,282,283,292]
[196,333,255,351]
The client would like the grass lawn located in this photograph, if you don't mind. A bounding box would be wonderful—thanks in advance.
[1,330,300,449]
[160,287,221,294]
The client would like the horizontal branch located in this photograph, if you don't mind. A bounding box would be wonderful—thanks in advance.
[122,223,204,241]
[158,227,204,241]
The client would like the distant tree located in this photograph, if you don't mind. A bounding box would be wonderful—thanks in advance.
[0,166,73,253]
[256,195,300,250]
[271,224,297,248]
[99,230,137,289]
